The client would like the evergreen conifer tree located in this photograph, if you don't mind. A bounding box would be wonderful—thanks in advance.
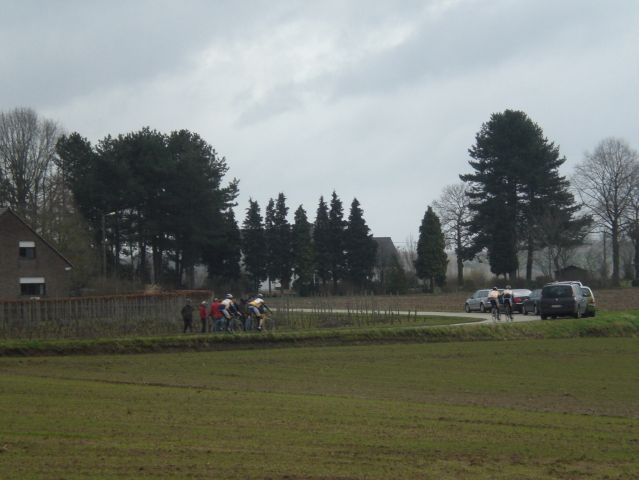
[414,206,448,292]
[264,198,276,293]
[344,198,377,290]
[461,109,583,280]
[292,205,315,294]
[272,193,293,291]
[328,191,346,292]
[241,199,266,291]
[313,196,331,287]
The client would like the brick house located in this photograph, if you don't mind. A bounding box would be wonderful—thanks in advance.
[0,207,72,299]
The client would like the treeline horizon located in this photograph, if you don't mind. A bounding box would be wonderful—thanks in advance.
[1,107,638,295]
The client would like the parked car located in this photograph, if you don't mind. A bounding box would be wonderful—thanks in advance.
[522,289,542,315]
[581,286,596,317]
[510,289,532,313]
[464,289,491,312]
[539,282,588,319]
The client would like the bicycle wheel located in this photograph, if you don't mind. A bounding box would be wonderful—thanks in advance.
[262,315,276,332]
[228,317,244,333]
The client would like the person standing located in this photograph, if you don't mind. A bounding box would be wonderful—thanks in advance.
[210,298,224,331]
[198,301,208,333]
[181,299,194,333]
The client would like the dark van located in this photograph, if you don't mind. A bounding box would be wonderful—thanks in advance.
[539,283,588,319]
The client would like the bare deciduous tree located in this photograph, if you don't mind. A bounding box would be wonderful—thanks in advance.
[0,107,61,226]
[432,182,474,285]
[573,137,639,286]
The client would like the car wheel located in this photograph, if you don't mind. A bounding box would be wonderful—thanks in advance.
[464,303,471,313]
[479,303,485,313]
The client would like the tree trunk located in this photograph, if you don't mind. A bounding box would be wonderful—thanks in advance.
[526,233,534,282]
[152,243,162,285]
[634,237,639,281]
[455,233,464,286]
[611,223,620,286]
[138,241,148,283]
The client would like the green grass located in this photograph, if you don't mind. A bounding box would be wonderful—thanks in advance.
[1,311,637,356]
[1,335,638,479]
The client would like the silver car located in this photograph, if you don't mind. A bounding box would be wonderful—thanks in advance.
[464,289,491,312]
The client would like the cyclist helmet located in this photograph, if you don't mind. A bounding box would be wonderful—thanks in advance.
[257,293,264,298]
[492,286,498,290]
[225,293,233,299]
[505,285,511,289]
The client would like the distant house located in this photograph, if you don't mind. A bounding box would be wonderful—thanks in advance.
[555,265,592,283]
[373,237,400,281]
[0,207,73,299]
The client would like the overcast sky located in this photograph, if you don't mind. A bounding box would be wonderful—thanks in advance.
[2,0,638,244]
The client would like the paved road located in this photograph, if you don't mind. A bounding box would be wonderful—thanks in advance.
[273,308,541,325]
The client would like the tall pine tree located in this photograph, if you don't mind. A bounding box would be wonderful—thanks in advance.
[241,199,266,291]
[344,198,377,290]
[292,205,315,294]
[313,196,331,288]
[328,191,346,293]
[272,193,293,291]
[264,198,276,293]
[415,206,448,292]
[461,109,582,280]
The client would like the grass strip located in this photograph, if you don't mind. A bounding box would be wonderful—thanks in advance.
[0,311,637,357]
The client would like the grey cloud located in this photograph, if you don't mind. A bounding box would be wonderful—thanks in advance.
[0,0,279,108]
[325,0,639,100]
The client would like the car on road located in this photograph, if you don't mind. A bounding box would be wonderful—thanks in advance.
[464,289,491,312]
[539,282,588,319]
[522,289,542,315]
[581,286,596,317]
[510,289,532,313]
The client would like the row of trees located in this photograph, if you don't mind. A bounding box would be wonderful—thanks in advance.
[3,106,638,293]
[241,192,378,294]
[430,110,639,287]
[1,108,382,293]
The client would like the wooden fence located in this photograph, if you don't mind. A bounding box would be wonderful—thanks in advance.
[0,291,210,340]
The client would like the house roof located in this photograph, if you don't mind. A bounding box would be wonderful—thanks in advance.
[0,207,73,268]
[373,237,399,264]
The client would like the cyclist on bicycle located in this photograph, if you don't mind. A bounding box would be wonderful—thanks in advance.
[488,287,500,320]
[248,293,272,331]
[502,285,513,320]
[219,293,239,331]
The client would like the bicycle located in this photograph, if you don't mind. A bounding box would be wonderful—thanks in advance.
[490,300,500,322]
[226,313,245,333]
[258,312,276,332]
[503,300,513,322]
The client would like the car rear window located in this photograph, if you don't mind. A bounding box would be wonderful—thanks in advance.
[542,285,574,298]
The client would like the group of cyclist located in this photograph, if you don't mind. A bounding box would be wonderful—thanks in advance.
[199,293,272,333]
[487,285,513,321]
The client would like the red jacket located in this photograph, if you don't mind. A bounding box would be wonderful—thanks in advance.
[198,304,207,320]
[210,301,223,319]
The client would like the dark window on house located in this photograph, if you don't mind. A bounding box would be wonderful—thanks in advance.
[19,241,36,259]
[20,282,46,296]
[19,246,36,259]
